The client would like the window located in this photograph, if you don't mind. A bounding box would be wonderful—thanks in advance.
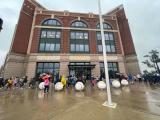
[76,44,80,51]
[39,43,45,51]
[39,19,62,53]
[97,23,112,29]
[71,44,75,51]
[99,62,119,79]
[47,31,55,38]
[37,62,60,76]
[56,32,61,38]
[84,45,89,52]
[55,44,60,51]
[70,21,89,53]
[71,21,87,28]
[84,33,88,39]
[50,44,55,51]
[71,32,76,39]
[41,30,61,39]
[96,23,116,53]
[97,33,102,40]
[104,34,109,40]
[98,45,103,52]
[70,31,89,53]
[109,33,114,40]
[79,44,84,51]
[42,19,61,26]
[41,31,47,38]
[45,43,50,51]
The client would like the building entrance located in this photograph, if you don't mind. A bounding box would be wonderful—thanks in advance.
[68,62,95,80]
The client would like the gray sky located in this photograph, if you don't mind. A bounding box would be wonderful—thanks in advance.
[0,0,160,72]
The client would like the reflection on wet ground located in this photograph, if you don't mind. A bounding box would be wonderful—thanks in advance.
[0,82,160,120]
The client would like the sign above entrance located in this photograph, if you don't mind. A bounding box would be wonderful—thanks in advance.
[99,56,118,61]
[69,56,91,61]
[37,56,60,61]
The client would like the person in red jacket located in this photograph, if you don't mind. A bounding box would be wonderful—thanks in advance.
[42,74,50,93]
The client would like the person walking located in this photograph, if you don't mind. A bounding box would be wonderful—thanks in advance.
[128,73,133,84]
[90,75,96,86]
[0,77,4,88]
[23,76,28,86]
[61,75,67,86]
[42,74,50,93]
[7,78,13,89]
[29,77,36,89]
[19,78,24,89]
[13,77,18,88]
[54,73,60,84]
[137,74,142,83]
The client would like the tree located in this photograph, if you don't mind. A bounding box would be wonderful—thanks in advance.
[142,50,160,74]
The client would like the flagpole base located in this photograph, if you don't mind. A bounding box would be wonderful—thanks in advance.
[102,101,117,108]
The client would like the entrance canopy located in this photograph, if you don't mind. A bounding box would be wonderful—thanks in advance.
[68,64,95,69]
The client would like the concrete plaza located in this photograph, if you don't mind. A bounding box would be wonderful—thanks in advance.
[0,83,160,120]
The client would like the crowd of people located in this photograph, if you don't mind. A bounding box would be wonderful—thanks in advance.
[115,73,141,84]
[142,73,160,85]
[0,76,28,90]
[0,72,160,92]
[0,73,99,92]
[115,73,160,85]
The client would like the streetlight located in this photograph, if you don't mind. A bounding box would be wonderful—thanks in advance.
[0,18,3,32]
[97,0,117,108]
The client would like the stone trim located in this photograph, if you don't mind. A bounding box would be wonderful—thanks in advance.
[35,25,118,32]
[27,8,37,54]
[115,16,124,55]
[3,53,128,79]
[9,25,17,52]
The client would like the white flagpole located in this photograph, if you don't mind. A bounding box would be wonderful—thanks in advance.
[97,0,117,108]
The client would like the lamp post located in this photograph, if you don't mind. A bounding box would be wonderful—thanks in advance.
[97,0,117,108]
[0,18,3,32]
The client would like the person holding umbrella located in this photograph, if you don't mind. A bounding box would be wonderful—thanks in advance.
[42,73,50,93]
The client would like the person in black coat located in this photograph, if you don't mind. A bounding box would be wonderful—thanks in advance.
[0,77,4,88]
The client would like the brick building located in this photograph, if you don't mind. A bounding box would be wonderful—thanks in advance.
[2,0,140,79]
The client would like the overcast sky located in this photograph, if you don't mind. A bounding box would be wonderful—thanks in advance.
[0,0,160,72]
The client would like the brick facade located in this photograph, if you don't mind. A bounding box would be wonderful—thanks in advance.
[116,8,136,55]
[11,0,35,54]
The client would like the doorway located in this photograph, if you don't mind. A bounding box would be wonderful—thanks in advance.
[68,62,95,80]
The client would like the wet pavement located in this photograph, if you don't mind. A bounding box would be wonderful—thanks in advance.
[0,82,160,120]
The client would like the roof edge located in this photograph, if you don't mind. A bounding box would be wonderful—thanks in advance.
[29,0,46,10]
[105,4,124,15]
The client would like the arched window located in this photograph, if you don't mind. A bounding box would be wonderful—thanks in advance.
[70,21,89,53]
[96,23,116,53]
[97,23,112,29]
[42,19,61,26]
[39,19,62,53]
[71,21,88,28]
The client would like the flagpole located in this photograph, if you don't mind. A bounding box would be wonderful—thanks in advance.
[97,0,117,108]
